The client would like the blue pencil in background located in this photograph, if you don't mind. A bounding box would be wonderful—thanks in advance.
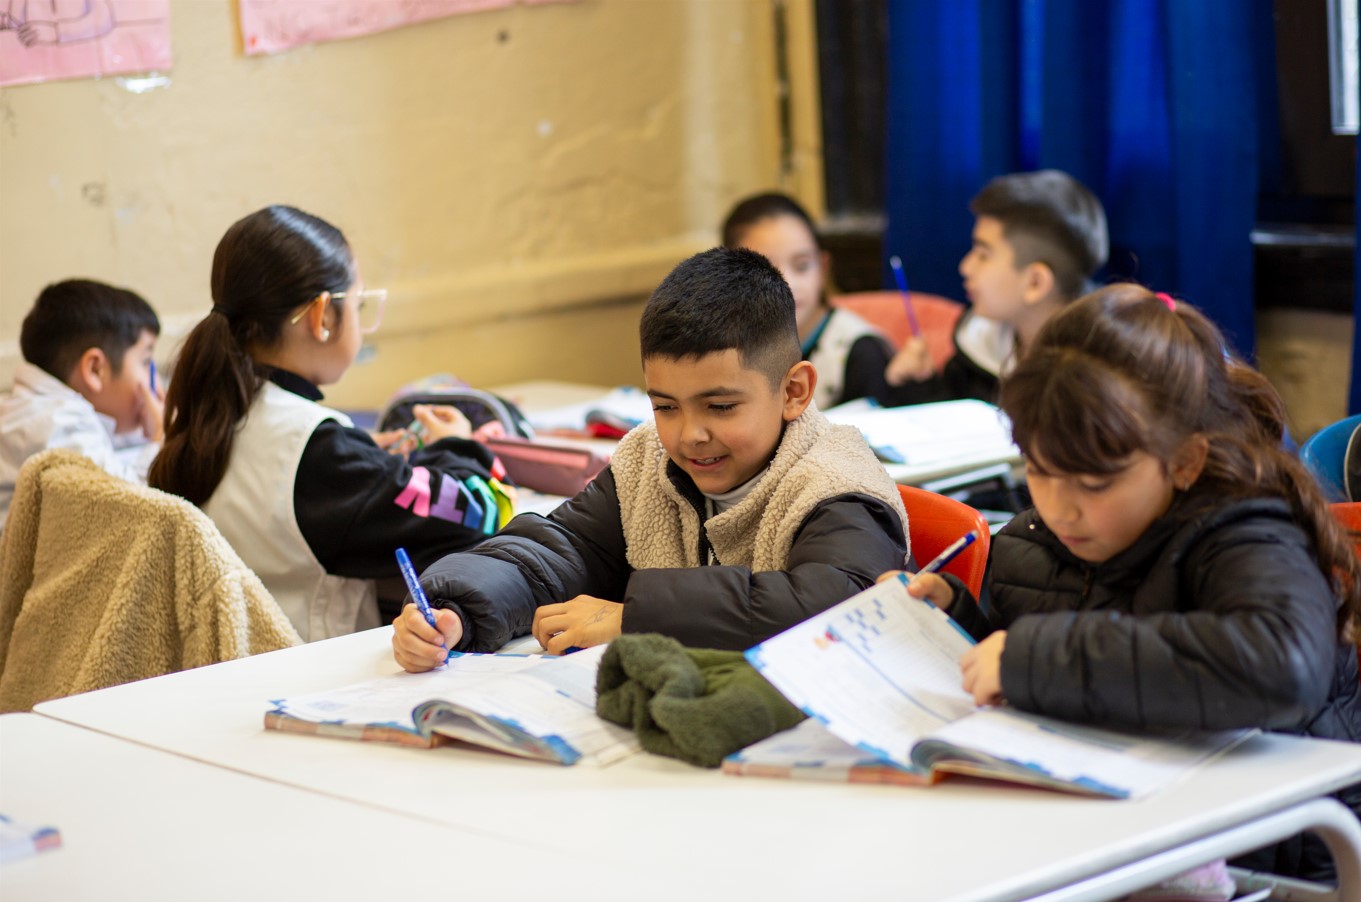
[889,255,921,338]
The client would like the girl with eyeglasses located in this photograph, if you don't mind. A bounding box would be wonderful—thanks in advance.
[150,205,514,642]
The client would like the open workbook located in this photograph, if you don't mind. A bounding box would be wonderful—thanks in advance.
[265,645,639,766]
[739,577,1255,799]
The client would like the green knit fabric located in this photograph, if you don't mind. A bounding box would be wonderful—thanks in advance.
[595,633,806,768]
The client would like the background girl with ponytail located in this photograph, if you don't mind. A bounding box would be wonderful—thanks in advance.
[899,284,1361,881]
[150,205,513,643]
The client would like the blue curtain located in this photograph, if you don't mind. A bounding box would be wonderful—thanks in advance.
[883,0,1276,357]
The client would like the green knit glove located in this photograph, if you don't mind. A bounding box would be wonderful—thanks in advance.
[596,633,806,768]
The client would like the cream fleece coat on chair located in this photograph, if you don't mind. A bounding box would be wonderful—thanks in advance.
[0,449,301,712]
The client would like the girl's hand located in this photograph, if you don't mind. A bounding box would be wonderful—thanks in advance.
[413,404,472,442]
[905,571,954,609]
[885,337,934,385]
[960,631,1006,706]
[531,595,623,654]
[876,570,954,611]
[371,429,409,455]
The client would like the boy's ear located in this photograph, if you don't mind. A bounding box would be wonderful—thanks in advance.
[69,347,109,397]
[781,360,817,421]
[1170,434,1210,490]
[1021,261,1057,305]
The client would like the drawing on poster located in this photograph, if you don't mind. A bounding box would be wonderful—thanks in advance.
[239,0,569,56]
[0,0,171,87]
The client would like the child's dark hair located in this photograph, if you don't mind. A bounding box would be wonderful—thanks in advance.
[20,279,160,380]
[720,192,822,250]
[149,205,354,506]
[1000,283,1361,644]
[970,170,1108,300]
[640,247,800,390]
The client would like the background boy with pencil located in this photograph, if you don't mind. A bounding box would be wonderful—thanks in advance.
[887,169,1108,401]
[0,279,163,531]
[393,247,910,668]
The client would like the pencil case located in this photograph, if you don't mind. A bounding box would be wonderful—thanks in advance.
[480,436,610,497]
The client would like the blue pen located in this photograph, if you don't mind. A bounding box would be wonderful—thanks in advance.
[149,360,158,394]
[889,255,922,338]
[918,529,981,575]
[394,547,437,629]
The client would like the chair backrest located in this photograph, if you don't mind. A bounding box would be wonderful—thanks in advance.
[897,484,990,598]
[0,449,301,712]
[1300,414,1361,503]
[832,291,966,371]
[1329,502,1361,683]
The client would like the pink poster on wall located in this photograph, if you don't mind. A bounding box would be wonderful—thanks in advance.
[239,0,567,56]
[0,0,171,88]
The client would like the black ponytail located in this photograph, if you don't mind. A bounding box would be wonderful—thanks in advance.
[149,206,352,505]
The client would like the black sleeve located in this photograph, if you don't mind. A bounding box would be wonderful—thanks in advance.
[840,335,951,407]
[1001,523,1340,731]
[415,468,633,652]
[619,494,908,651]
[294,419,510,580]
[937,572,992,641]
[939,351,1000,403]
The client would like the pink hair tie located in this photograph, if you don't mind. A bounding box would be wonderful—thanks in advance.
[1155,292,1176,311]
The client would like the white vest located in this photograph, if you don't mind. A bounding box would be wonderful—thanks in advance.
[204,382,379,642]
[807,308,884,409]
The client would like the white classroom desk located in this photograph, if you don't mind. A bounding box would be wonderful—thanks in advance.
[493,379,1022,489]
[33,627,1361,902]
[0,713,590,902]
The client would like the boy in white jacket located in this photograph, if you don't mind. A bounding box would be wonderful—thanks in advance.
[0,279,163,530]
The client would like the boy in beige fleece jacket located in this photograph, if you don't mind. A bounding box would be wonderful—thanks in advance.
[393,247,910,668]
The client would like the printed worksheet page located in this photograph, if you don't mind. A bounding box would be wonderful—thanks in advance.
[747,576,976,766]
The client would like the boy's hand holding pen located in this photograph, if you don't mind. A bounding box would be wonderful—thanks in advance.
[391,548,463,673]
[139,360,166,442]
[883,255,935,385]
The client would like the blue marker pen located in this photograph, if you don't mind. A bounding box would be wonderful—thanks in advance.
[394,547,437,629]
[889,255,921,338]
[918,530,981,575]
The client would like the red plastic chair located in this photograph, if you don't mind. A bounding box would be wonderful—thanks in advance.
[1328,503,1361,682]
[832,291,966,371]
[1330,502,1361,542]
[898,484,990,598]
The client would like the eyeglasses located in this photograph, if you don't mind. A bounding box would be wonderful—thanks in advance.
[287,288,388,336]
[334,288,387,335]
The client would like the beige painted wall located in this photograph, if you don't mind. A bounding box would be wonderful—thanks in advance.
[1256,308,1353,441]
[0,0,822,408]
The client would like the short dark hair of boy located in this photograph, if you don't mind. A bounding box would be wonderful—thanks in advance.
[970,169,1109,301]
[640,247,800,390]
[20,279,161,380]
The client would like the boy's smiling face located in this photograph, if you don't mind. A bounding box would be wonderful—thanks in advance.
[644,350,813,494]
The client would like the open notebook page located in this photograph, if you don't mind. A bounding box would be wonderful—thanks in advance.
[746,575,976,765]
